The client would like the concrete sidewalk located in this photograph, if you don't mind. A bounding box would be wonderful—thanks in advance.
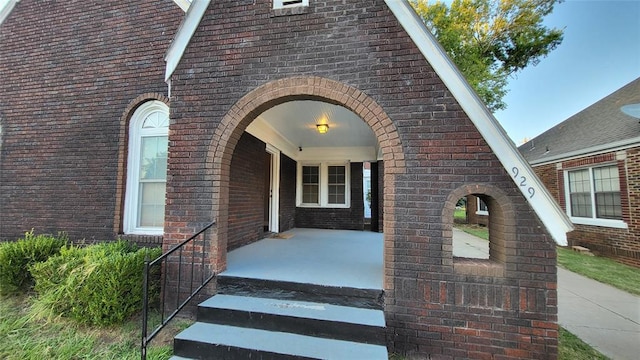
[452,228,640,359]
[558,267,640,360]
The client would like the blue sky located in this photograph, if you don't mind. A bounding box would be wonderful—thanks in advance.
[1,0,638,144]
[493,0,640,144]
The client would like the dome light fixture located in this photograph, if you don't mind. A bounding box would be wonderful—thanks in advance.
[316,123,329,134]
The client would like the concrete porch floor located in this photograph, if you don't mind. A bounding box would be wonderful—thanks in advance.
[221,227,489,290]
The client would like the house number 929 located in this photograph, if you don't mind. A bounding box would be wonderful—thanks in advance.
[512,167,536,199]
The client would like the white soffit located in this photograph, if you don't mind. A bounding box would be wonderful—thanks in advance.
[385,0,573,245]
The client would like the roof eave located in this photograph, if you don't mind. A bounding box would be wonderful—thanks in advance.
[0,0,20,25]
[385,0,573,245]
[165,0,210,82]
[173,0,192,12]
[528,136,640,166]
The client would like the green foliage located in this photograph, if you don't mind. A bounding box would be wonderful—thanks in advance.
[410,0,564,111]
[557,247,640,296]
[30,241,162,326]
[0,230,67,295]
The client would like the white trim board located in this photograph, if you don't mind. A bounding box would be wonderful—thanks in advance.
[0,0,20,25]
[172,0,192,12]
[165,0,210,82]
[385,0,572,245]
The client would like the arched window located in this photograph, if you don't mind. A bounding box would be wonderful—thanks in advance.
[123,101,169,235]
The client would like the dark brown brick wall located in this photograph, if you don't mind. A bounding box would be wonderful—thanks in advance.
[164,1,559,358]
[532,149,639,267]
[279,153,297,232]
[0,0,181,241]
[228,132,267,250]
[295,162,364,230]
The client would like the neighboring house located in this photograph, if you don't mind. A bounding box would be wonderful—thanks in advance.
[519,77,640,267]
[1,0,573,358]
[466,194,489,226]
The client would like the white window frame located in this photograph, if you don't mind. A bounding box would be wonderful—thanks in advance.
[476,197,488,216]
[273,0,309,9]
[564,164,627,229]
[123,101,170,235]
[296,162,350,208]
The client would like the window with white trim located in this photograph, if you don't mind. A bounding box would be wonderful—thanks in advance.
[273,0,308,9]
[124,101,169,235]
[302,165,320,204]
[567,165,622,222]
[476,198,488,215]
[297,163,350,208]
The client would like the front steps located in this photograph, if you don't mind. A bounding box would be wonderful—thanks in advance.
[171,275,388,359]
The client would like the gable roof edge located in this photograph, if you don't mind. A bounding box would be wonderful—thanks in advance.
[528,136,640,166]
[0,0,20,25]
[165,0,210,82]
[173,0,192,12]
[385,0,573,245]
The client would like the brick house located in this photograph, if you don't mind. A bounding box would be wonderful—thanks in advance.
[519,78,640,267]
[465,195,489,226]
[1,0,573,358]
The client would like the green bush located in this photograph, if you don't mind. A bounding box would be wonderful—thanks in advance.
[30,241,161,326]
[0,230,67,295]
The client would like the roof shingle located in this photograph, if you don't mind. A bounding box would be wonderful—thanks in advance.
[519,77,640,164]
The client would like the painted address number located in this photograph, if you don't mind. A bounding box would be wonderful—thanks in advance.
[512,167,536,199]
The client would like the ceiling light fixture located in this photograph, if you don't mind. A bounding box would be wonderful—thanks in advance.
[316,123,329,134]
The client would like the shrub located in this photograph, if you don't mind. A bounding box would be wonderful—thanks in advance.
[30,241,162,326]
[0,230,67,295]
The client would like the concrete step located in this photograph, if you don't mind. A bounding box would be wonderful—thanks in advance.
[217,274,384,310]
[172,322,389,360]
[197,294,386,345]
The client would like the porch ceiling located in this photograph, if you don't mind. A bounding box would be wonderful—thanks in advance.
[255,100,378,150]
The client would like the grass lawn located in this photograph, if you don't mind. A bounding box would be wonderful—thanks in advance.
[456,223,489,240]
[558,327,608,360]
[0,295,185,360]
[454,221,640,296]
[2,293,607,360]
[557,247,640,296]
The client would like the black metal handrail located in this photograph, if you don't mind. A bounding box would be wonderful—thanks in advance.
[140,221,216,360]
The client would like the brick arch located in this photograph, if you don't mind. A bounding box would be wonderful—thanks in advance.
[113,93,170,236]
[205,76,405,276]
[443,183,516,276]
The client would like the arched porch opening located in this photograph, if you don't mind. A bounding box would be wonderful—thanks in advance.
[205,76,406,291]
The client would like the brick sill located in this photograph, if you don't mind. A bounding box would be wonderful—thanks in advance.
[454,257,504,277]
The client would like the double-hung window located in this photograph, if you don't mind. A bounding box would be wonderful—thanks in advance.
[124,101,169,235]
[298,163,349,208]
[302,165,320,204]
[566,164,625,228]
[327,166,346,204]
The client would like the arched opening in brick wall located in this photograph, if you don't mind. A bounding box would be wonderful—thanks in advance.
[444,184,515,276]
[205,76,405,284]
[224,99,381,251]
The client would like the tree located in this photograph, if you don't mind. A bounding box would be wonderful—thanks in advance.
[410,0,564,111]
